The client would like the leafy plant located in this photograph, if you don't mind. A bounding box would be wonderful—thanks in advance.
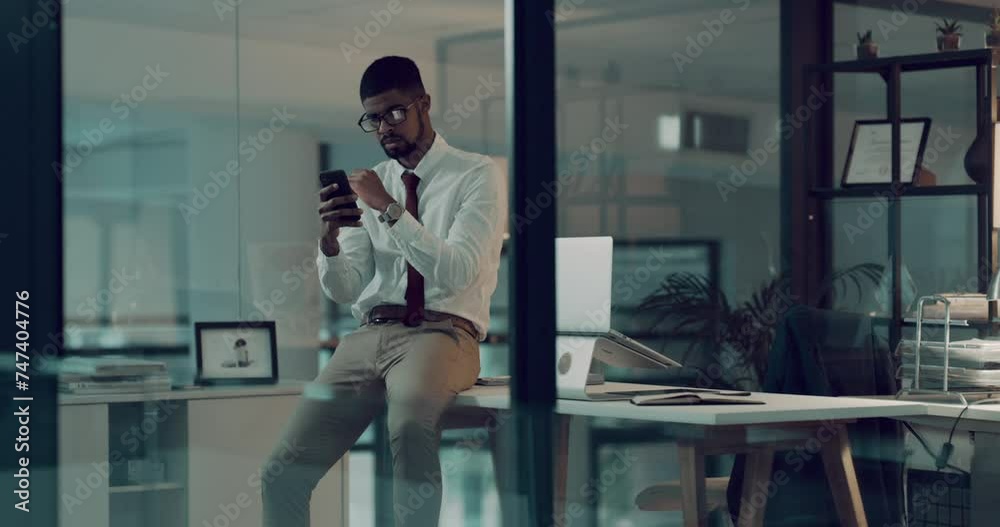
[936,18,963,36]
[990,8,1000,31]
[857,30,874,45]
[637,263,884,390]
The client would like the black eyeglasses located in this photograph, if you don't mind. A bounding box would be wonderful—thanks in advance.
[357,100,419,133]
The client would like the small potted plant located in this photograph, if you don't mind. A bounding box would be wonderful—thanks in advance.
[937,18,962,51]
[987,8,1000,48]
[856,30,878,59]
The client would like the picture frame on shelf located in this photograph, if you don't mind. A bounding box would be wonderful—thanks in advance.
[841,118,931,187]
[194,321,278,385]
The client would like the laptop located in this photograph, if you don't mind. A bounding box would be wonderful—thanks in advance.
[556,236,682,370]
[554,237,682,400]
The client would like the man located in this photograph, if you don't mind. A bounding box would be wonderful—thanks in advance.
[261,56,507,527]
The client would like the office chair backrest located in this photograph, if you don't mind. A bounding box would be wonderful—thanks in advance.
[727,305,903,527]
[762,305,896,398]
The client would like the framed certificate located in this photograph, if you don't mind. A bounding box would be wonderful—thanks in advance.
[841,118,931,186]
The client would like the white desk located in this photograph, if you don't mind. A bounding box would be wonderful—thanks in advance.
[456,382,926,425]
[450,382,926,527]
[921,401,1000,427]
[60,380,925,527]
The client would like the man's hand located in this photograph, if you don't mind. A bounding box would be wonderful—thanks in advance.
[318,182,363,257]
[348,168,394,212]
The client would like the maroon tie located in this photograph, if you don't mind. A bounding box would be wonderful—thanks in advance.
[400,171,425,326]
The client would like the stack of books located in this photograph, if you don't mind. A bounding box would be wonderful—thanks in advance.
[58,356,171,395]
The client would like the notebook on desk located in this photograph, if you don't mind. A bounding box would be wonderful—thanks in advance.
[631,392,764,406]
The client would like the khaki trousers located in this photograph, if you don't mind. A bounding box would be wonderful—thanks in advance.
[261,318,480,527]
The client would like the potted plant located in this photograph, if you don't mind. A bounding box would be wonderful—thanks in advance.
[937,18,962,51]
[987,8,1000,48]
[856,30,878,59]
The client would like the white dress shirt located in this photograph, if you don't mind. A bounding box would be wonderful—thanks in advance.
[317,134,507,341]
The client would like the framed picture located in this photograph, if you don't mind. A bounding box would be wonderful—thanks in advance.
[194,321,278,385]
[842,118,931,187]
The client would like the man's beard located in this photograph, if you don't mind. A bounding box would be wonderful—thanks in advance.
[381,119,425,161]
[382,139,417,160]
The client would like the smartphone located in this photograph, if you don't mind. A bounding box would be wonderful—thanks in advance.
[319,169,361,223]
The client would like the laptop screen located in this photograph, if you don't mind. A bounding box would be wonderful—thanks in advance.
[556,236,613,333]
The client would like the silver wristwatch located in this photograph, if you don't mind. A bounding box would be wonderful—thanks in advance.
[378,201,404,223]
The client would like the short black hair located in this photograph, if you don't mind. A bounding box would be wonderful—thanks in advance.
[359,56,425,101]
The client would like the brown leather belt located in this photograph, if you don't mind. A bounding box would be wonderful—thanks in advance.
[365,304,478,339]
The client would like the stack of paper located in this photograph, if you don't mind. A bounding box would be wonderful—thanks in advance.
[57,356,171,394]
[631,394,764,405]
[899,338,1000,390]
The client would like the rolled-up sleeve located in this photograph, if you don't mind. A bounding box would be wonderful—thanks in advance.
[317,224,375,304]
[386,160,506,293]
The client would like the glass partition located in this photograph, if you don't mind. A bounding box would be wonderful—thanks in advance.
[62,2,239,369]
[60,1,511,526]
[52,2,999,527]
[552,1,781,524]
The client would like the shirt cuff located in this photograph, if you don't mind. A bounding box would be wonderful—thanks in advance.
[316,239,351,277]
[387,211,423,244]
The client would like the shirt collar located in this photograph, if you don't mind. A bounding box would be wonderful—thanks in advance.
[393,132,448,184]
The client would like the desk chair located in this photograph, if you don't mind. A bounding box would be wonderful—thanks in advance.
[634,306,903,527]
[635,476,730,514]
